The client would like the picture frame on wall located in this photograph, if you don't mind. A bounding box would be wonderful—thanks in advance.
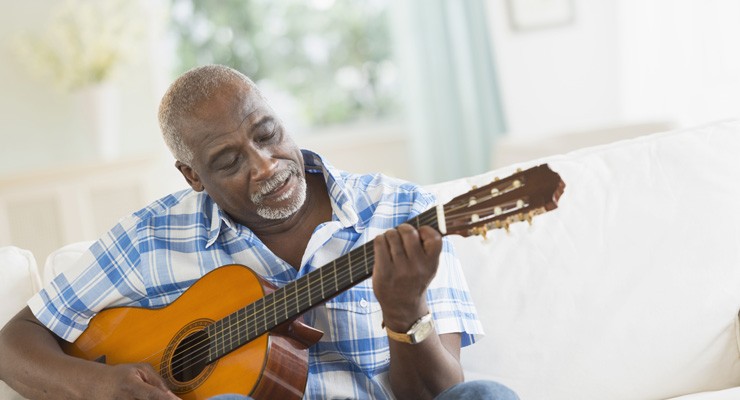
[506,0,575,31]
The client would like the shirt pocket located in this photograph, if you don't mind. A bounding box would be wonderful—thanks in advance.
[321,281,390,376]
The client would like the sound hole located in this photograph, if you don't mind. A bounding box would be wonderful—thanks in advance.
[171,329,210,383]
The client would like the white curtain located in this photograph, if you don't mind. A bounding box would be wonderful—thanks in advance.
[390,0,506,184]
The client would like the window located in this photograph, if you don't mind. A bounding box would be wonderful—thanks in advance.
[169,0,399,130]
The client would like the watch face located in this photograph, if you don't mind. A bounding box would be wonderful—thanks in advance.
[410,316,435,344]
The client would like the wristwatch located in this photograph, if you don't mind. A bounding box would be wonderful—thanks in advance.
[384,312,435,344]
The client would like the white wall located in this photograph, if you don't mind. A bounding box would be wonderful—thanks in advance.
[487,0,623,138]
[0,0,171,177]
[617,0,740,128]
[487,0,740,140]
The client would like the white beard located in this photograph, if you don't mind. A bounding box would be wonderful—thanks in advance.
[251,164,307,220]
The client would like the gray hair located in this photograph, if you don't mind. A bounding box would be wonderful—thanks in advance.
[158,64,258,165]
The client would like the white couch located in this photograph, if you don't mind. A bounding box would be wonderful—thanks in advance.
[2,119,740,399]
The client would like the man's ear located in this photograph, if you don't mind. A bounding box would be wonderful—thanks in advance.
[175,161,205,192]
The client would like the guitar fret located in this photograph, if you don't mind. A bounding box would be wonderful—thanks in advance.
[224,314,231,355]
[283,283,290,321]
[233,313,239,352]
[218,320,225,357]
[293,281,300,315]
[306,274,312,307]
[319,265,325,301]
[223,318,229,355]
[348,250,353,283]
[236,308,244,345]
[231,313,238,352]
[272,292,278,328]
[333,260,338,293]
[207,325,215,362]
[363,242,370,275]
[261,297,268,337]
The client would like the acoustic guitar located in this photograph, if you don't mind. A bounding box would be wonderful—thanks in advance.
[62,164,565,399]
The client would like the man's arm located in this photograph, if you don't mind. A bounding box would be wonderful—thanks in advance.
[0,306,178,400]
[373,224,465,400]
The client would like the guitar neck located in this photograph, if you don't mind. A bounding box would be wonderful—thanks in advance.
[205,208,441,362]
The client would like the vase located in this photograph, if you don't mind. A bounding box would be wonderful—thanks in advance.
[77,82,120,161]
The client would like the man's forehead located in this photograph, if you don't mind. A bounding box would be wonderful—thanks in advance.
[189,84,268,130]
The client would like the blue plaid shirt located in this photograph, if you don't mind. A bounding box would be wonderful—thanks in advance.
[29,150,483,399]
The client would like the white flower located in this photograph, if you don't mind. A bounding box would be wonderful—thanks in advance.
[14,0,144,92]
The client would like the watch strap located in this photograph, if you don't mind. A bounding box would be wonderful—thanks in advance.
[383,312,434,344]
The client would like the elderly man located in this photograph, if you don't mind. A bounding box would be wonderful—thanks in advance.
[0,65,517,400]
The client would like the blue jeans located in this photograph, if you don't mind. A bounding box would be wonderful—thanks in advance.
[209,380,519,400]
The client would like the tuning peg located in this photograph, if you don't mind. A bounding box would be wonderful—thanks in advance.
[526,212,534,225]
[513,179,522,188]
[469,196,477,206]
[516,168,523,173]
[471,226,488,239]
[502,218,512,233]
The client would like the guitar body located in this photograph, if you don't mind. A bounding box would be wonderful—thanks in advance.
[62,264,321,400]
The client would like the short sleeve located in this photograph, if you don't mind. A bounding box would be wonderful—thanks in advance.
[426,237,484,347]
[28,216,148,342]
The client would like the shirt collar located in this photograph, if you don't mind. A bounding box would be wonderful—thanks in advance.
[301,149,361,230]
[204,149,363,248]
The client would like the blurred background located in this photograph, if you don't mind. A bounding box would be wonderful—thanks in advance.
[1,0,739,261]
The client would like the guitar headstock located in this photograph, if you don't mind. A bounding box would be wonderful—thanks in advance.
[440,164,565,237]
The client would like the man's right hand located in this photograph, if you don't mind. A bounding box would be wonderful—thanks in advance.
[0,306,178,400]
[92,363,180,400]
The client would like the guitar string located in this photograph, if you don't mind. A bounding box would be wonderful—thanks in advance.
[136,212,417,375]
[151,200,500,377]
[148,199,501,377]
[162,179,533,373]
[162,201,499,377]
[135,191,512,376]
[164,192,532,378]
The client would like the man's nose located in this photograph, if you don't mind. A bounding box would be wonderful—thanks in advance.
[248,147,278,181]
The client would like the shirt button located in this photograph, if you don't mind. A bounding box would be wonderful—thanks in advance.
[359,299,368,308]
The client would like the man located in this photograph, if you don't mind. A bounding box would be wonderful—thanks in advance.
[0,65,518,399]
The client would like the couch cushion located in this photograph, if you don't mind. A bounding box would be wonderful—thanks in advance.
[41,241,94,286]
[0,246,40,328]
[667,387,740,400]
[0,246,40,400]
[427,119,740,399]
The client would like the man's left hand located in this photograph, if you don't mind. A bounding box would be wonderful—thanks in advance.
[372,223,443,332]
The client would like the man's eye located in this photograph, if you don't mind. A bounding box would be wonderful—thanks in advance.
[259,125,280,143]
[221,156,240,170]
[259,130,276,142]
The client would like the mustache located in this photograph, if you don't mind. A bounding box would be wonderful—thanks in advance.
[251,163,302,203]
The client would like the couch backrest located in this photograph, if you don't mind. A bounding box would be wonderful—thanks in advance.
[0,246,40,328]
[425,119,740,400]
[0,246,40,400]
